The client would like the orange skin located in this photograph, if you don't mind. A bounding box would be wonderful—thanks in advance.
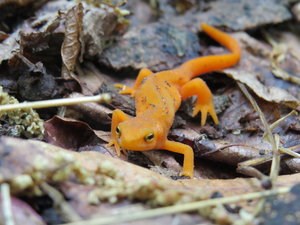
[108,24,241,178]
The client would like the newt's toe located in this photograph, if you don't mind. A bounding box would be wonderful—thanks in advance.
[192,103,218,126]
[180,170,193,178]
[107,140,121,156]
[114,84,135,96]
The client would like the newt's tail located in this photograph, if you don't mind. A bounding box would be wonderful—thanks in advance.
[180,23,241,78]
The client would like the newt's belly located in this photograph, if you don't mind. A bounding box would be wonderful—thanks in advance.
[135,76,181,117]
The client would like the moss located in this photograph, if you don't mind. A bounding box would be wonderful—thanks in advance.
[0,86,44,139]
[80,0,130,24]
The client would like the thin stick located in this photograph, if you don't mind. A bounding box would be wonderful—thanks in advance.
[237,82,280,182]
[61,186,290,225]
[279,147,300,158]
[269,110,297,132]
[41,183,81,222]
[1,183,15,225]
[0,93,111,112]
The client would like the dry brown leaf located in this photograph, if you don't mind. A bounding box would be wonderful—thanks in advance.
[226,69,299,109]
[74,63,114,95]
[223,32,300,109]
[266,26,300,86]
[0,136,296,195]
[44,116,108,150]
[0,137,209,203]
[1,136,300,223]
[181,173,300,197]
[82,5,119,58]
[61,3,84,72]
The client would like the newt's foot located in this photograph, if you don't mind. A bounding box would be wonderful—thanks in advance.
[192,102,219,126]
[114,84,135,96]
[107,140,121,156]
[180,170,193,178]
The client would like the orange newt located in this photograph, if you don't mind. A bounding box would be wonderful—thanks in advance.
[108,23,241,178]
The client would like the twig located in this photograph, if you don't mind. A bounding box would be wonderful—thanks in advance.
[237,82,280,183]
[1,183,14,225]
[200,143,261,157]
[61,186,290,225]
[268,110,298,132]
[0,93,111,112]
[41,183,81,222]
[279,146,300,158]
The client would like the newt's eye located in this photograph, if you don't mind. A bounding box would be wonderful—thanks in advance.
[116,126,121,137]
[144,133,154,142]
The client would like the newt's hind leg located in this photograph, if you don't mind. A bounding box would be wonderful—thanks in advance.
[107,109,131,156]
[180,78,218,126]
[115,68,153,96]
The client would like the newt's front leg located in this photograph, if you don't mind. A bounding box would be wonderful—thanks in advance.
[108,109,131,156]
[162,140,194,178]
[115,68,153,96]
[181,78,218,126]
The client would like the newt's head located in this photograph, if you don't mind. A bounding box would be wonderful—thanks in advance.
[115,117,165,151]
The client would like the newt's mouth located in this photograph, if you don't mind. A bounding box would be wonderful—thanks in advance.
[117,138,148,151]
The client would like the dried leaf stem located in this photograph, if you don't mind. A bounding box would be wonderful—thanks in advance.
[279,146,300,158]
[61,186,290,225]
[41,183,81,222]
[237,82,280,182]
[0,94,111,112]
[268,110,298,131]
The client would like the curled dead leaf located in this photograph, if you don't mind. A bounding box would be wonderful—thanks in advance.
[61,3,84,72]
[44,116,107,150]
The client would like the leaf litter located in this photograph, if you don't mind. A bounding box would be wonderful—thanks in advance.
[0,0,299,224]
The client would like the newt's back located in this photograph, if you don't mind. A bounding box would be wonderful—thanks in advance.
[135,73,181,123]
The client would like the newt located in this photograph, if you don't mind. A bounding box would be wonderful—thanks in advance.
[108,23,241,178]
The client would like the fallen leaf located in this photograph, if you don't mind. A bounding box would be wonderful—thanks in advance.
[82,5,119,58]
[223,32,300,108]
[227,70,299,108]
[0,136,299,223]
[61,3,83,72]
[44,116,106,150]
